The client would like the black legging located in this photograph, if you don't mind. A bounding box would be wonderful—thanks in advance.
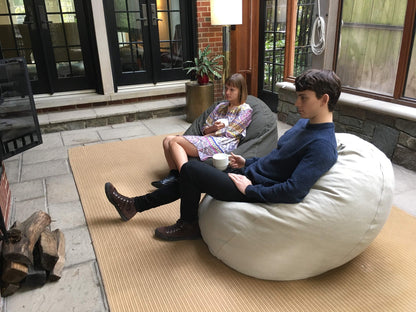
[134,160,256,222]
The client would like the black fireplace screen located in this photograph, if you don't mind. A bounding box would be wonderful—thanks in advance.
[0,58,42,161]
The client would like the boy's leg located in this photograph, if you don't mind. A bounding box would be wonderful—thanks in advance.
[135,181,181,211]
[105,181,181,221]
[155,160,249,241]
[178,160,249,222]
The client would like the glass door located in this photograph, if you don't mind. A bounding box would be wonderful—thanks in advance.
[0,0,97,94]
[105,0,193,86]
[258,0,314,111]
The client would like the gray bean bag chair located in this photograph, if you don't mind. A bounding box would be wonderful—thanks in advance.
[183,95,278,164]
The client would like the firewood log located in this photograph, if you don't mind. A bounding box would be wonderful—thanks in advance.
[1,283,20,297]
[49,229,65,282]
[1,260,28,284]
[2,211,51,265]
[20,264,47,288]
[35,229,59,272]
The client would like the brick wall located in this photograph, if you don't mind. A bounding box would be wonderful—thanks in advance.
[0,162,10,309]
[0,162,11,229]
[196,0,224,103]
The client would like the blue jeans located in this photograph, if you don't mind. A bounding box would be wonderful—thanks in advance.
[134,160,254,222]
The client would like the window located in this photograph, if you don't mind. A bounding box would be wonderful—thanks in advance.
[261,0,315,93]
[336,0,416,106]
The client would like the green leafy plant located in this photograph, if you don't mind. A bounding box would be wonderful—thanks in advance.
[184,45,223,84]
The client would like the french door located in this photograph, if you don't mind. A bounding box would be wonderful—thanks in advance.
[0,0,98,94]
[105,0,194,86]
[258,0,314,111]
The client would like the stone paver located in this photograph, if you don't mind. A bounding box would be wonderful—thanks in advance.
[2,158,20,183]
[5,261,107,312]
[46,174,79,205]
[22,146,68,165]
[9,180,44,202]
[13,197,46,223]
[21,159,69,181]
[142,115,190,135]
[48,201,86,231]
[33,132,64,150]
[63,226,96,267]
[61,129,102,146]
[98,123,153,141]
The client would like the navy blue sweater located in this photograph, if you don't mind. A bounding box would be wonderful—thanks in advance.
[244,119,337,203]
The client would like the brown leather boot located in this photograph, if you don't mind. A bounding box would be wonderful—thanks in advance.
[105,182,137,221]
[155,219,201,241]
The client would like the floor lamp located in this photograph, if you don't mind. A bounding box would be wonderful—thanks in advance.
[210,0,242,87]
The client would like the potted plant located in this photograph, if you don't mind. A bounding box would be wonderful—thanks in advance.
[183,45,223,122]
[184,45,223,85]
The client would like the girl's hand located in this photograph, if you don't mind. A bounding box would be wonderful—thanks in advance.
[228,173,252,194]
[213,120,226,131]
[229,152,246,168]
[204,121,225,135]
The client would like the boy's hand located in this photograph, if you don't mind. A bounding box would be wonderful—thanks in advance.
[229,152,245,168]
[228,173,252,194]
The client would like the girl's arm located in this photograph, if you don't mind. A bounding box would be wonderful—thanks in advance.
[201,102,227,135]
[225,105,253,138]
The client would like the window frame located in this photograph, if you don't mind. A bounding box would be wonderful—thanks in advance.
[333,0,416,108]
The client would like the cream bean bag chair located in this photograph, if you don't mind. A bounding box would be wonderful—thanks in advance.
[198,133,394,280]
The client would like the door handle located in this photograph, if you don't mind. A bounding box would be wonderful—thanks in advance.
[151,4,162,26]
[38,5,51,30]
[136,4,148,26]
[23,15,34,25]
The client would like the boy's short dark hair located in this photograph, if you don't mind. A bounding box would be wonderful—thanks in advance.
[295,69,341,112]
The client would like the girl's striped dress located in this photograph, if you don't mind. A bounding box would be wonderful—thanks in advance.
[184,101,253,161]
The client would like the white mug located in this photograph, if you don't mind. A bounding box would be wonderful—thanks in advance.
[216,118,229,127]
[215,118,229,135]
[213,153,229,171]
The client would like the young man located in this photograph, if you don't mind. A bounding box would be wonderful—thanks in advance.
[105,69,341,241]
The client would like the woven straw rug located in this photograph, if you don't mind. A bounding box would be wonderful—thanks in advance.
[69,134,416,312]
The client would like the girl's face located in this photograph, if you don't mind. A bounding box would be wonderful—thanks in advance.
[225,84,240,105]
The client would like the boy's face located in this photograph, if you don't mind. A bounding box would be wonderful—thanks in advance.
[295,90,329,123]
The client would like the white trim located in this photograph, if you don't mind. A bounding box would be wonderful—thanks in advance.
[91,0,114,95]
[34,80,188,110]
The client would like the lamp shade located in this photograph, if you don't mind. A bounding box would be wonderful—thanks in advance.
[210,0,243,25]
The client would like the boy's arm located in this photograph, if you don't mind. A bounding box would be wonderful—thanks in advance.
[244,140,337,203]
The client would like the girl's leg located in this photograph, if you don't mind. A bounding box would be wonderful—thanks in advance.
[169,136,199,171]
[152,135,199,188]
[162,136,178,170]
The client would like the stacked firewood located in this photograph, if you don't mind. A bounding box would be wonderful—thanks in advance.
[0,211,65,297]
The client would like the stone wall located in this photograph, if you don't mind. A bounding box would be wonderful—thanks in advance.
[276,83,416,172]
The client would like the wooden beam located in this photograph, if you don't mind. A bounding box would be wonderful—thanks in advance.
[284,0,298,80]
[393,0,416,99]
